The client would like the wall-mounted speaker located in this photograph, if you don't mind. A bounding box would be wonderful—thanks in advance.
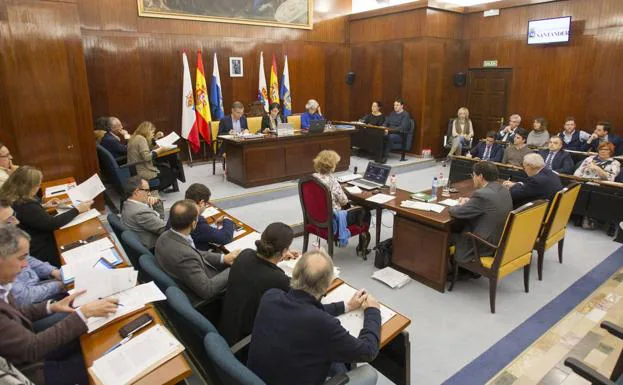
[454,72,467,87]
[345,71,356,85]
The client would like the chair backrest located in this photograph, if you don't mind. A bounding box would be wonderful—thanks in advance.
[541,182,581,241]
[96,144,130,192]
[211,121,220,144]
[287,114,301,130]
[404,118,415,151]
[107,213,129,241]
[203,333,266,385]
[139,254,177,292]
[166,286,217,335]
[120,230,153,268]
[247,116,262,133]
[444,119,454,147]
[298,175,332,228]
[492,200,549,272]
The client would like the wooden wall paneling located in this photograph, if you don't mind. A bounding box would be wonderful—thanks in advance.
[349,9,427,44]
[401,40,427,153]
[324,44,351,120]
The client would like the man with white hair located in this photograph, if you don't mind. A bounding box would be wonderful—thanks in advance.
[503,153,562,207]
[498,114,523,143]
[248,249,381,385]
[98,116,130,159]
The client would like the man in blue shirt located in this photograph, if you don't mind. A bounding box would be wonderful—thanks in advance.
[183,183,234,249]
[218,101,249,135]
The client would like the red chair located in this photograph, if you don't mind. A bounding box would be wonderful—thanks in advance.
[298,175,371,258]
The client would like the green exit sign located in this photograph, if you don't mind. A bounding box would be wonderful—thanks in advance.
[483,60,498,67]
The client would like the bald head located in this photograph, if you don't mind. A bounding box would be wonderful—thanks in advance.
[169,199,199,231]
[522,153,545,176]
[291,250,334,298]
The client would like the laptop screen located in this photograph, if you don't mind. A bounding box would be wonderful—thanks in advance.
[363,163,391,184]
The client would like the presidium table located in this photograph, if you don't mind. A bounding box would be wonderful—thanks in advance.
[219,129,354,188]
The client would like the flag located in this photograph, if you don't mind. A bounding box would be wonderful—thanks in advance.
[195,50,212,145]
[181,52,200,153]
[280,54,292,118]
[269,54,279,105]
[210,52,224,121]
[258,52,269,113]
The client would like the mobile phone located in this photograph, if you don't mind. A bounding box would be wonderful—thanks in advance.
[118,314,153,338]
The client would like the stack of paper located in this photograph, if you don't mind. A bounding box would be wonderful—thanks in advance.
[438,198,459,207]
[400,200,445,213]
[371,267,411,289]
[344,186,363,194]
[155,131,180,148]
[60,209,101,229]
[277,259,340,279]
[201,206,220,218]
[74,268,138,307]
[44,182,76,198]
[321,284,396,338]
[89,325,184,385]
[365,193,396,204]
[225,232,261,251]
[66,174,105,206]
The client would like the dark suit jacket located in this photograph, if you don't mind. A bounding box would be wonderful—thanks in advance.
[100,132,127,159]
[558,131,586,152]
[509,168,563,208]
[154,229,229,304]
[260,113,284,131]
[0,296,87,384]
[448,182,513,262]
[165,216,234,251]
[538,149,574,175]
[588,135,623,156]
[219,250,290,345]
[469,142,504,163]
[247,289,381,385]
[218,115,248,135]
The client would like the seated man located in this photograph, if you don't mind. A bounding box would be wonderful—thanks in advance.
[97,116,130,159]
[1,200,64,306]
[183,183,234,249]
[467,130,504,162]
[382,97,412,163]
[539,136,574,174]
[502,128,532,167]
[248,249,380,385]
[121,176,166,250]
[448,161,513,264]
[155,200,239,305]
[497,114,522,143]
[503,153,563,208]
[586,121,623,155]
[0,142,18,189]
[0,226,118,385]
[558,117,590,152]
[218,101,248,136]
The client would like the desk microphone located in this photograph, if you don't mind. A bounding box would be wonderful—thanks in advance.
[354,166,358,174]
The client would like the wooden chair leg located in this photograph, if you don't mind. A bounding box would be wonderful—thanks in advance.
[537,247,544,281]
[524,265,530,293]
[489,278,498,314]
[303,232,309,253]
[448,262,459,292]
[558,238,564,264]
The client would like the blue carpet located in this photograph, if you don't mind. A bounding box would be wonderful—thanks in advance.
[443,245,623,385]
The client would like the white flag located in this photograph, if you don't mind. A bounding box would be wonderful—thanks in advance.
[181,52,199,152]
[258,52,269,113]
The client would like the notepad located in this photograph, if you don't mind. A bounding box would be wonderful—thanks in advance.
[201,206,220,218]
[74,268,138,307]
[438,198,459,207]
[155,131,180,148]
[371,267,412,289]
[61,238,114,264]
[44,183,76,198]
[400,200,445,213]
[344,186,363,194]
[66,174,105,206]
[365,193,396,204]
[224,232,261,251]
[89,325,184,385]
[60,209,100,229]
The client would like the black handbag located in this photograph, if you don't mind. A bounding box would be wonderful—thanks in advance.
[373,238,393,269]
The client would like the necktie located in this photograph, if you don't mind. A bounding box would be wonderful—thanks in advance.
[483,145,491,160]
[545,152,554,168]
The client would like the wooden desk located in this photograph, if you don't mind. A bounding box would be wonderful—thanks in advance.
[220,130,352,188]
[156,147,186,191]
[201,205,257,253]
[80,306,192,385]
[334,121,385,162]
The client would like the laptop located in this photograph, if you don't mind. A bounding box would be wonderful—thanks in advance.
[308,119,326,133]
[348,162,392,190]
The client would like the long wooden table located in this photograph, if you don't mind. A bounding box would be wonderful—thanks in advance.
[219,129,353,188]
[334,121,386,162]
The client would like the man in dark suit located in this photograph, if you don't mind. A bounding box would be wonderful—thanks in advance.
[183,183,234,249]
[504,153,563,208]
[449,161,513,263]
[539,136,574,175]
[497,114,522,143]
[586,121,623,156]
[558,117,590,152]
[218,101,249,136]
[97,116,130,159]
[155,200,240,305]
[468,130,504,162]
[248,249,380,385]
[0,226,118,385]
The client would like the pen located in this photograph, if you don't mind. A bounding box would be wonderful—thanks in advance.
[97,297,124,306]
[103,334,132,355]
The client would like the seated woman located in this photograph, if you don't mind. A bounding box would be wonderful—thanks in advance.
[574,142,621,182]
[312,150,371,253]
[360,101,385,126]
[261,102,284,133]
[127,121,174,191]
[300,99,323,130]
[219,222,297,346]
[0,166,93,266]
[527,117,550,147]
[447,107,473,157]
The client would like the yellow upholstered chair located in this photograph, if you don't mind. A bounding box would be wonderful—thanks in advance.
[534,182,581,280]
[287,114,301,130]
[448,200,549,313]
[247,116,262,133]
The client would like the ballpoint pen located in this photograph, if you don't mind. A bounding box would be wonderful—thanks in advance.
[102,334,133,355]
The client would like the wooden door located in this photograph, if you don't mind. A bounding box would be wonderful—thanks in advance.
[467,69,512,140]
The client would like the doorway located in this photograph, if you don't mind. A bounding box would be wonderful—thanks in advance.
[467,69,512,140]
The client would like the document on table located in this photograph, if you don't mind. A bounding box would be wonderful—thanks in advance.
[218,134,234,139]
[73,267,138,307]
[321,284,396,338]
[225,231,261,251]
[89,325,184,385]
[66,174,105,206]
[60,209,101,229]
[400,200,445,213]
[44,182,76,198]
[344,186,363,194]
[201,206,221,218]
[61,238,114,264]
[365,193,396,204]
[155,131,180,148]
[438,198,459,207]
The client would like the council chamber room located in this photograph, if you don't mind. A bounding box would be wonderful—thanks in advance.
[1,0,623,384]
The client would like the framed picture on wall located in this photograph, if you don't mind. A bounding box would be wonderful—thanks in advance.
[229,57,244,78]
[137,1,314,30]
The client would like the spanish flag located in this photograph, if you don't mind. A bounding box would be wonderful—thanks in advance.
[269,54,279,105]
[195,51,212,145]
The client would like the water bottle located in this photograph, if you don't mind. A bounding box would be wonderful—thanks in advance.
[432,177,438,197]
[389,174,397,195]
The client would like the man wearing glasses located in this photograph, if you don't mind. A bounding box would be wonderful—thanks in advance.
[0,142,18,189]
[121,176,166,250]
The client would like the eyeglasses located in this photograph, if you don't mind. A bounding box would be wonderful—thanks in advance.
[138,188,151,192]
[0,153,11,158]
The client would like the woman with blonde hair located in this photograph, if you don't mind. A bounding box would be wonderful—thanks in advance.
[301,99,323,130]
[127,121,174,191]
[447,107,474,156]
[0,166,93,266]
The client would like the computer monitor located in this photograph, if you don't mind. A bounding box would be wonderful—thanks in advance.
[363,162,391,185]
[308,119,326,133]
